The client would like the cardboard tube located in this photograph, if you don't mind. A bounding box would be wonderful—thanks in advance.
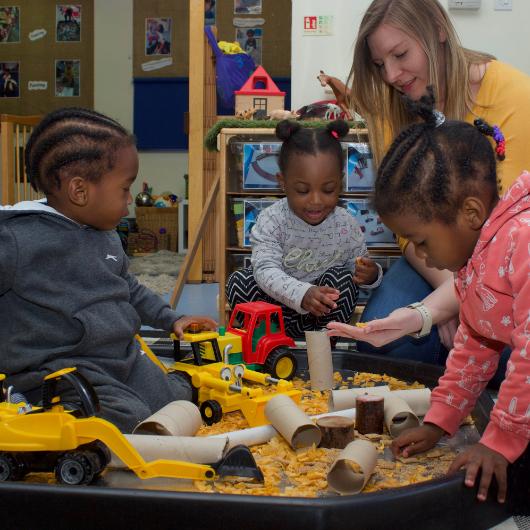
[384,395,419,437]
[327,439,377,495]
[305,330,334,391]
[264,394,322,449]
[329,386,390,411]
[329,387,430,416]
[110,435,228,467]
[209,408,356,449]
[133,401,202,436]
[391,388,431,416]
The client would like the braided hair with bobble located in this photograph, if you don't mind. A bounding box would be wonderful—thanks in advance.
[25,107,136,195]
[275,119,349,176]
[373,87,499,224]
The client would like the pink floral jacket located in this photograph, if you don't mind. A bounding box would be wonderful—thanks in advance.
[424,171,530,462]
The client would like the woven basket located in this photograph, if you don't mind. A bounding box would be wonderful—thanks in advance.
[135,206,178,252]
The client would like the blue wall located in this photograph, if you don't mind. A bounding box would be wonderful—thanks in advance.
[134,76,291,150]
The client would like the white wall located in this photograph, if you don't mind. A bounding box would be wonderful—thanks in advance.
[291,0,530,111]
[94,0,188,213]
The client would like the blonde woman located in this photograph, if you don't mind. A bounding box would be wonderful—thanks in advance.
[326,0,530,376]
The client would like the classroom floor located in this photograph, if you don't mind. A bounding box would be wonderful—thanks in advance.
[141,282,219,332]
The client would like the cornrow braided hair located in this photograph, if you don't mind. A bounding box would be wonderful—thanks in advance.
[276,119,349,175]
[373,86,499,224]
[25,107,136,194]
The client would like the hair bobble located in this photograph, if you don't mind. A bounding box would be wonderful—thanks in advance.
[330,130,339,139]
[474,118,506,161]
[492,125,506,160]
[433,110,445,128]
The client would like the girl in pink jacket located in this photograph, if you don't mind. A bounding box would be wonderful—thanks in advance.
[372,88,529,504]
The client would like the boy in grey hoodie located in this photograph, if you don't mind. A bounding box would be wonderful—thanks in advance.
[0,108,216,432]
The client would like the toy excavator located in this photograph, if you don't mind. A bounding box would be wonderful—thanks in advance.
[0,369,263,486]
[137,302,303,427]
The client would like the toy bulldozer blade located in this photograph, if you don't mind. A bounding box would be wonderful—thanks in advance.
[212,445,264,482]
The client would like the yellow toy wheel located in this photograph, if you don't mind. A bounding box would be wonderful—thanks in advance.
[264,347,297,380]
[200,400,223,425]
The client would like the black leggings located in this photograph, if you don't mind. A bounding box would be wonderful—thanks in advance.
[226,266,358,339]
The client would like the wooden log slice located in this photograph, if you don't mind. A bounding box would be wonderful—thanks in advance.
[316,416,355,449]
[355,394,384,435]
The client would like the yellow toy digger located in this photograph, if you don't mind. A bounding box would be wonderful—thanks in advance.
[137,329,302,428]
[0,369,263,486]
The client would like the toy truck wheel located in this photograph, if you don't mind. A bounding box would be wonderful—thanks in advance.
[0,453,25,481]
[264,347,297,380]
[91,441,111,473]
[200,400,223,425]
[55,451,95,486]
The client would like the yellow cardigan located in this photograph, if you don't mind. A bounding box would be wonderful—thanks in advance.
[397,60,530,251]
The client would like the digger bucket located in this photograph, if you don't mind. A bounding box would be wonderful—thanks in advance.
[240,389,302,427]
[212,445,264,483]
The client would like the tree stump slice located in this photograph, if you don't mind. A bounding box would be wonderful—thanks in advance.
[316,416,355,449]
[355,394,384,434]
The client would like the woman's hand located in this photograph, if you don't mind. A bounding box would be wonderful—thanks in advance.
[353,257,379,285]
[391,423,445,458]
[172,316,218,339]
[448,444,508,503]
[302,286,339,317]
[437,315,459,350]
[327,307,423,346]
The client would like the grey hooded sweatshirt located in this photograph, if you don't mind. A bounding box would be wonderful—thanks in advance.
[0,201,190,432]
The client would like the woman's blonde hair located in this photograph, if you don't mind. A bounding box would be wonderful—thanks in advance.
[348,0,494,165]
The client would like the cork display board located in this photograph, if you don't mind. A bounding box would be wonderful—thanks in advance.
[0,1,94,114]
[133,0,290,79]
[133,0,189,78]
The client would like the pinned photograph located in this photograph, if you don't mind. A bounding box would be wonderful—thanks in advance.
[234,0,262,15]
[341,199,394,246]
[0,6,20,43]
[205,0,216,26]
[0,62,19,98]
[243,199,276,247]
[344,143,375,191]
[242,143,281,189]
[55,59,80,97]
[236,27,262,65]
[56,5,81,42]
[145,17,171,56]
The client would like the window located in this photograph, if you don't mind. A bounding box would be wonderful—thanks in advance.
[253,97,267,112]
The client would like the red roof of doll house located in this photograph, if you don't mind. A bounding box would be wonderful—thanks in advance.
[235,66,285,96]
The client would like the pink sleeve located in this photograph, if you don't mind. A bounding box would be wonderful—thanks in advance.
[482,226,530,462]
[424,320,502,436]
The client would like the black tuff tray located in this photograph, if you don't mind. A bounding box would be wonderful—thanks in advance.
[0,350,527,530]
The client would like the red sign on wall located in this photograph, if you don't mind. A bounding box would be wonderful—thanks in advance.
[303,16,317,31]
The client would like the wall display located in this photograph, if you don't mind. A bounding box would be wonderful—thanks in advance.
[0,0,93,114]
[56,4,81,42]
[145,17,171,56]
[234,0,262,15]
[0,6,19,42]
[0,61,19,97]
[235,26,262,65]
[242,143,281,189]
[133,1,183,78]
[205,0,216,26]
[341,199,395,246]
[55,59,80,97]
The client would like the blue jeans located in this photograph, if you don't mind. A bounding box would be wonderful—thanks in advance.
[358,256,448,364]
[358,256,510,388]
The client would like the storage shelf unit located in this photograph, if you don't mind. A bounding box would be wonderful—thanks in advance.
[216,127,401,325]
